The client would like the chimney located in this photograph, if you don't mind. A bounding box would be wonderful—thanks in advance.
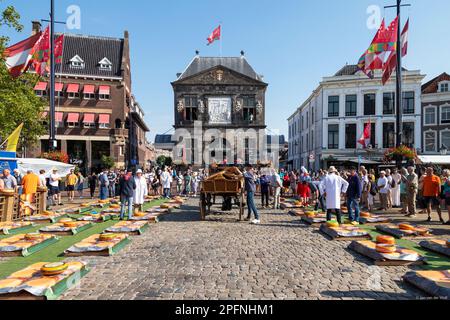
[31,21,41,35]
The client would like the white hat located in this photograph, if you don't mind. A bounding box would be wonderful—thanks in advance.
[136,169,143,174]
[328,166,338,173]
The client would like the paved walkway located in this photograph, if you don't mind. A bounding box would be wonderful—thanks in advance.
[61,198,430,300]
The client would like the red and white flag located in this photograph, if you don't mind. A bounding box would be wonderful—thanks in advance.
[207,25,221,45]
[358,121,372,149]
[382,19,409,85]
[3,32,42,78]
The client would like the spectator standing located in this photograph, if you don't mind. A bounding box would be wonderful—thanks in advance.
[98,169,110,200]
[391,168,402,208]
[38,170,47,188]
[367,174,377,213]
[49,168,62,206]
[244,165,260,224]
[134,169,148,212]
[320,166,349,224]
[88,173,98,199]
[2,169,18,190]
[405,166,419,217]
[346,167,362,225]
[66,169,78,202]
[422,167,444,223]
[160,167,172,199]
[22,170,40,201]
[76,172,85,199]
[107,169,117,198]
[271,169,282,210]
[260,174,271,208]
[119,169,136,220]
[399,168,409,214]
[377,171,389,211]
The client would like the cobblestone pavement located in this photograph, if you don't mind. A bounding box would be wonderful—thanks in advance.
[62,198,427,300]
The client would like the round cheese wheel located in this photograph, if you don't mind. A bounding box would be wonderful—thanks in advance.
[24,233,43,241]
[327,221,340,228]
[99,233,119,242]
[134,212,146,217]
[376,244,397,254]
[376,235,396,245]
[63,222,78,228]
[41,262,69,276]
[360,212,371,218]
[399,224,415,231]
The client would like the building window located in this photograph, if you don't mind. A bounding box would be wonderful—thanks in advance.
[55,122,63,128]
[35,90,47,97]
[68,92,79,99]
[243,96,256,124]
[328,124,339,149]
[345,95,357,117]
[383,92,395,115]
[99,123,110,129]
[424,106,437,126]
[364,122,376,148]
[364,94,376,116]
[403,92,415,114]
[99,94,111,100]
[441,106,450,124]
[301,116,304,131]
[442,131,450,150]
[345,124,357,149]
[311,108,314,125]
[67,122,79,128]
[184,96,198,122]
[383,123,395,149]
[440,82,449,92]
[84,93,96,100]
[98,58,112,71]
[403,122,415,147]
[328,96,339,117]
[306,112,309,129]
[70,55,85,69]
[424,131,437,153]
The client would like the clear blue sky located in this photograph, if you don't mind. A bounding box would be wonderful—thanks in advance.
[3,0,450,140]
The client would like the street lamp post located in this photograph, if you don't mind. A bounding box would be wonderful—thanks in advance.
[395,0,403,148]
[49,0,56,151]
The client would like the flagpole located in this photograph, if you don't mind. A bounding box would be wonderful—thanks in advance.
[49,0,56,151]
[395,0,403,148]
[219,23,222,58]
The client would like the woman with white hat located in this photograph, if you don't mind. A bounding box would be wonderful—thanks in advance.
[133,169,148,212]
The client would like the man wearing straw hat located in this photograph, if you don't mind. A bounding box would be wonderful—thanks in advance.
[320,166,349,224]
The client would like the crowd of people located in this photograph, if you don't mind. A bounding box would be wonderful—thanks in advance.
[275,165,450,226]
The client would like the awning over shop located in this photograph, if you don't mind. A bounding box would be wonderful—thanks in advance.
[98,114,110,124]
[67,83,80,93]
[55,112,63,122]
[55,83,64,92]
[99,85,110,95]
[67,113,80,123]
[83,113,95,123]
[34,82,47,91]
[418,155,450,165]
[83,84,95,94]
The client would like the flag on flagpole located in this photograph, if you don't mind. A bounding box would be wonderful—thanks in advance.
[358,17,399,79]
[207,25,221,46]
[358,120,372,149]
[382,19,409,85]
[3,32,42,78]
[5,123,24,152]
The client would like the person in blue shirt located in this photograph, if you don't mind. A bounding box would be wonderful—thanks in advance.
[346,167,362,224]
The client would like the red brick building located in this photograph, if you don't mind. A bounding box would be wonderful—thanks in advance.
[28,22,149,173]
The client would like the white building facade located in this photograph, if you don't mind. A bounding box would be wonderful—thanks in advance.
[288,65,425,171]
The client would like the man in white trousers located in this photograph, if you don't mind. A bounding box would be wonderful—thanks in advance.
[321,166,349,224]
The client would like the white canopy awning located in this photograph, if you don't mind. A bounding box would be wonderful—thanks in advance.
[418,155,450,165]
[16,158,75,177]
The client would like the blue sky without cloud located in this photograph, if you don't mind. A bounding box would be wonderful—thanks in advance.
[3,0,450,140]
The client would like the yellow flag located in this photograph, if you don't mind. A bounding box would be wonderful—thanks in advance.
[5,123,24,152]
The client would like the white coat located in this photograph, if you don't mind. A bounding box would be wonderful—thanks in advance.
[321,173,349,210]
[161,171,172,189]
[133,176,148,205]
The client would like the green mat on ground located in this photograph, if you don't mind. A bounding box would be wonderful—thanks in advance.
[0,199,168,280]
[360,225,450,271]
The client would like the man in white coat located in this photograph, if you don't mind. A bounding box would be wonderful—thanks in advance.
[160,167,172,199]
[133,169,148,212]
[321,166,349,224]
[391,168,402,208]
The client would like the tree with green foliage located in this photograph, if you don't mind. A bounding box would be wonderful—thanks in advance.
[101,155,115,170]
[0,2,46,151]
[156,155,166,168]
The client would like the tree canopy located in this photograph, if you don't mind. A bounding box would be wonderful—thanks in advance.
[0,2,46,150]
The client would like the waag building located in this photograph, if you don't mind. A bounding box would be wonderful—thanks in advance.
[171,52,269,166]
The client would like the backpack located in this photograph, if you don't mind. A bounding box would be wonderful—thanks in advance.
[390,178,397,189]
[370,182,378,196]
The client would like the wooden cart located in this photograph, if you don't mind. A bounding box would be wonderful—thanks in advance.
[199,167,245,221]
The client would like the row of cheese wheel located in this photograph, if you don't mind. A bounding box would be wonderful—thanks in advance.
[376,236,396,254]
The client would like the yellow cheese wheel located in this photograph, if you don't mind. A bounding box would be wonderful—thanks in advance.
[41,262,68,276]
[305,212,316,218]
[24,233,44,241]
[160,204,169,209]
[63,222,78,228]
[361,212,371,218]
[399,224,415,231]
[134,212,147,218]
[80,203,91,207]
[376,244,397,254]
[59,218,73,223]
[42,211,54,216]
[376,235,396,245]
[327,221,340,228]
[414,227,430,236]
[99,233,119,242]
